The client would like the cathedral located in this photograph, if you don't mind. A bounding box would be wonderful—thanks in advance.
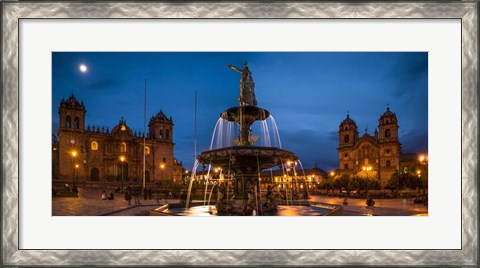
[337,106,402,187]
[54,94,182,183]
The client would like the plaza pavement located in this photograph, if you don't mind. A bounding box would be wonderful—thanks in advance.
[52,187,179,216]
[53,187,427,216]
[310,195,428,216]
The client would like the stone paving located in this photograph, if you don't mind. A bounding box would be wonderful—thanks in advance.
[52,187,174,216]
[53,187,428,216]
[310,195,428,216]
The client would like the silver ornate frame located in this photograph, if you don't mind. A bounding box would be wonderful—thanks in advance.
[1,2,478,266]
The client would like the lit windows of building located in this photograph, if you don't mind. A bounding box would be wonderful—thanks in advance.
[120,142,127,153]
[91,141,98,151]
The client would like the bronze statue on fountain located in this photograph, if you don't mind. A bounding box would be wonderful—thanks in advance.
[198,63,298,215]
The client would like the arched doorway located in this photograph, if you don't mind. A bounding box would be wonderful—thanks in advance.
[91,167,100,181]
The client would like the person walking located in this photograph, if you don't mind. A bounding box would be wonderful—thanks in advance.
[133,184,141,205]
[125,190,131,205]
[155,189,161,205]
[72,184,79,197]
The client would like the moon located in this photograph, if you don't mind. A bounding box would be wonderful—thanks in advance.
[79,64,87,73]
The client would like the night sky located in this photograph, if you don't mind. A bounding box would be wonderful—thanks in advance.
[52,52,428,172]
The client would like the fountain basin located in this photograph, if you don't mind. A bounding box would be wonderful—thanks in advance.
[220,106,270,122]
[198,146,297,171]
[151,203,341,216]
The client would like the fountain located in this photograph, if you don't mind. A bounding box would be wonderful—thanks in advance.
[197,63,299,215]
[155,63,342,217]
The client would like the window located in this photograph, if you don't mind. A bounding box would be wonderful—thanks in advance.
[159,131,163,140]
[163,157,166,163]
[66,116,71,128]
[166,130,170,140]
[344,163,348,169]
[344,135,349,143]
[386,148,391,154]
[344,153,348,158]
[386,160,391,167]
[91,141,98,151]
[74,117,79,129]
[120,142,127,153]
[145,146,150,155]
[385,129,391,138]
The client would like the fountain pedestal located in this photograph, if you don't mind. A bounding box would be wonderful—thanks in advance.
[197,64,298,216]
[198,146,297,215]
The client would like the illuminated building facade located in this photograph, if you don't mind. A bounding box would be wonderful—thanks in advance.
[337,106,402,186]
[55,94,180,183]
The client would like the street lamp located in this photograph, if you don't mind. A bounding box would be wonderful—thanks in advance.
[418,154,428,165]
[120,155,125,189]
[160,163,165,180]
[71,150,78,183]
[362,166,372,177]
[75,164,79,183]
[362,166,372,194]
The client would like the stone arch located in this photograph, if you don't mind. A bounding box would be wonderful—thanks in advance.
[66,116,71,128]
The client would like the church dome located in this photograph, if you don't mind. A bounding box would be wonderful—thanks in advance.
[339,114,357,129]
[379,106,397,125]
[111,117,133,137]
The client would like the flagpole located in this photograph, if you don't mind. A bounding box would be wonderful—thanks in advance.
[143,78,147,189]
[194,90,197,162]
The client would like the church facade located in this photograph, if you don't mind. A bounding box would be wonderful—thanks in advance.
[337,106,402,187]
[55,94,181,183]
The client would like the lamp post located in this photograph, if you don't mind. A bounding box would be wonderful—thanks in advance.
[160,163,165,181]
[329,171,335,194]
[71,150,77,183]
[184,170,189,184]
[418,153,428,195]
[362,166,372,194]
[75,164,79,184]
[120,155,125,189]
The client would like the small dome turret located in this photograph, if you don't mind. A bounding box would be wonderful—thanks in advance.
[379,105,397,125]
[339,113,357,130]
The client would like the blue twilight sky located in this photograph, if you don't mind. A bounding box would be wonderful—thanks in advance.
[52,52,428,171]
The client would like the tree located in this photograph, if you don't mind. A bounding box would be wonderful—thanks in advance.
[337,174,351,195]
[349,176,362,192]
[386,170,416,194]
[318,177,333,192]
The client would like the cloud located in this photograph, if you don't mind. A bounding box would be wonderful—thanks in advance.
[327,130,338,141]
[280,129,338,170]
[400,129,428,153]
[85,79,119,91]
[389,53,428,98]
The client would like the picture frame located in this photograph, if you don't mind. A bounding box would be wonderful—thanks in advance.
[1,1,477,266]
